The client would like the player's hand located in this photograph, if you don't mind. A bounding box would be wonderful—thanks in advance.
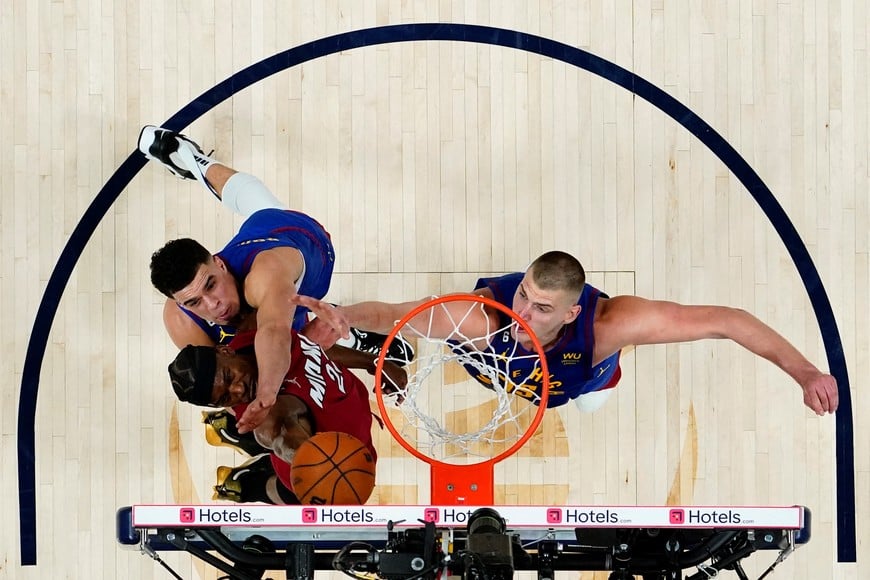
[801,372,838,416]
[301,317,342,349]
[237,395,277,433]
[370,359,408,405]
[291,295,350,346]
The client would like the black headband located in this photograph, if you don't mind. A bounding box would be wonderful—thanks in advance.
[168,345,217,406]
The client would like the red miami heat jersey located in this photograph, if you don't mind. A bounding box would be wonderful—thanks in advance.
[229,329,376,493]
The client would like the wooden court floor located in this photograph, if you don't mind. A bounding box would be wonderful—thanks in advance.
[1,2,867,579]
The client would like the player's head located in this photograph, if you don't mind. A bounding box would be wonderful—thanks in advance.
[150,238,242,325]
[168,344,258,407]
[168,344,314,455]
[512,251,586,348]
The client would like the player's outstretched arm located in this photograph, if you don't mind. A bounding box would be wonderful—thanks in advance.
[297,293,496,350]
[236,248,304,433]
[594,296,838,415]
[294,296,422,346]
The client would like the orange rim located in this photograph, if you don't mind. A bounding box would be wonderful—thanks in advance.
[374,294,550,487]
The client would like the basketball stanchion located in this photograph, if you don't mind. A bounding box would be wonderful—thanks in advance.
[373,294,550,505]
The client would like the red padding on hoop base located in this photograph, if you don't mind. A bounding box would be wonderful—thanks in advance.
[430,462,495,505]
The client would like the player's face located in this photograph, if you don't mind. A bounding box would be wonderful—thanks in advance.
[511,275,580,350]
[171,256,241,325]
[209,348,258,407]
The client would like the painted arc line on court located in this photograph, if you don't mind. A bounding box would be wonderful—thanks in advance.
[17,23,854,564]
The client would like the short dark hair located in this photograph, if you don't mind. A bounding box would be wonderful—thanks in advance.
[529,251,586,297]
[168,345,217,406]
[150,238,213,298]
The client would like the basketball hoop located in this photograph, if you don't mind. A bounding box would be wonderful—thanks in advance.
[374,294,549,505]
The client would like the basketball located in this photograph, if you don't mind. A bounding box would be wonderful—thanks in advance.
[291,432,376,505]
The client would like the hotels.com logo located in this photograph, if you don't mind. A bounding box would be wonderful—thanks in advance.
[176,507,252,523]
[424,508,439,523]
[668,509,742,525]
[546,508,562,523]
[300,507,375,523]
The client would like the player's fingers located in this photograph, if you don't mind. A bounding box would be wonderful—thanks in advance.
[237,406,264,433]
[818,391,831,416]
[820,389,837,415]
[301,319,332,346]
[822,390,837,414]
[290,294,315,308]
[827,380,839,412]
[815,388,831,414]
[813,378,839,415]
[237,415,253,433]
[805,391,823,416]
[323,307,350,339]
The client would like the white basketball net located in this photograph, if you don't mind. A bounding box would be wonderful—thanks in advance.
[379,298,545,464]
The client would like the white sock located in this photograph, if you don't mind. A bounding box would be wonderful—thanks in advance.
[221,172,288,216]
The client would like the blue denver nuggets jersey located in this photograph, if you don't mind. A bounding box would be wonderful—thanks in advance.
[183,318,239,345]
[180,209,336,342]
[458,272,620,408]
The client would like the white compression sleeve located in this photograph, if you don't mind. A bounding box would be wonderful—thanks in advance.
[221,172,288,216]
[572,388,614,413]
